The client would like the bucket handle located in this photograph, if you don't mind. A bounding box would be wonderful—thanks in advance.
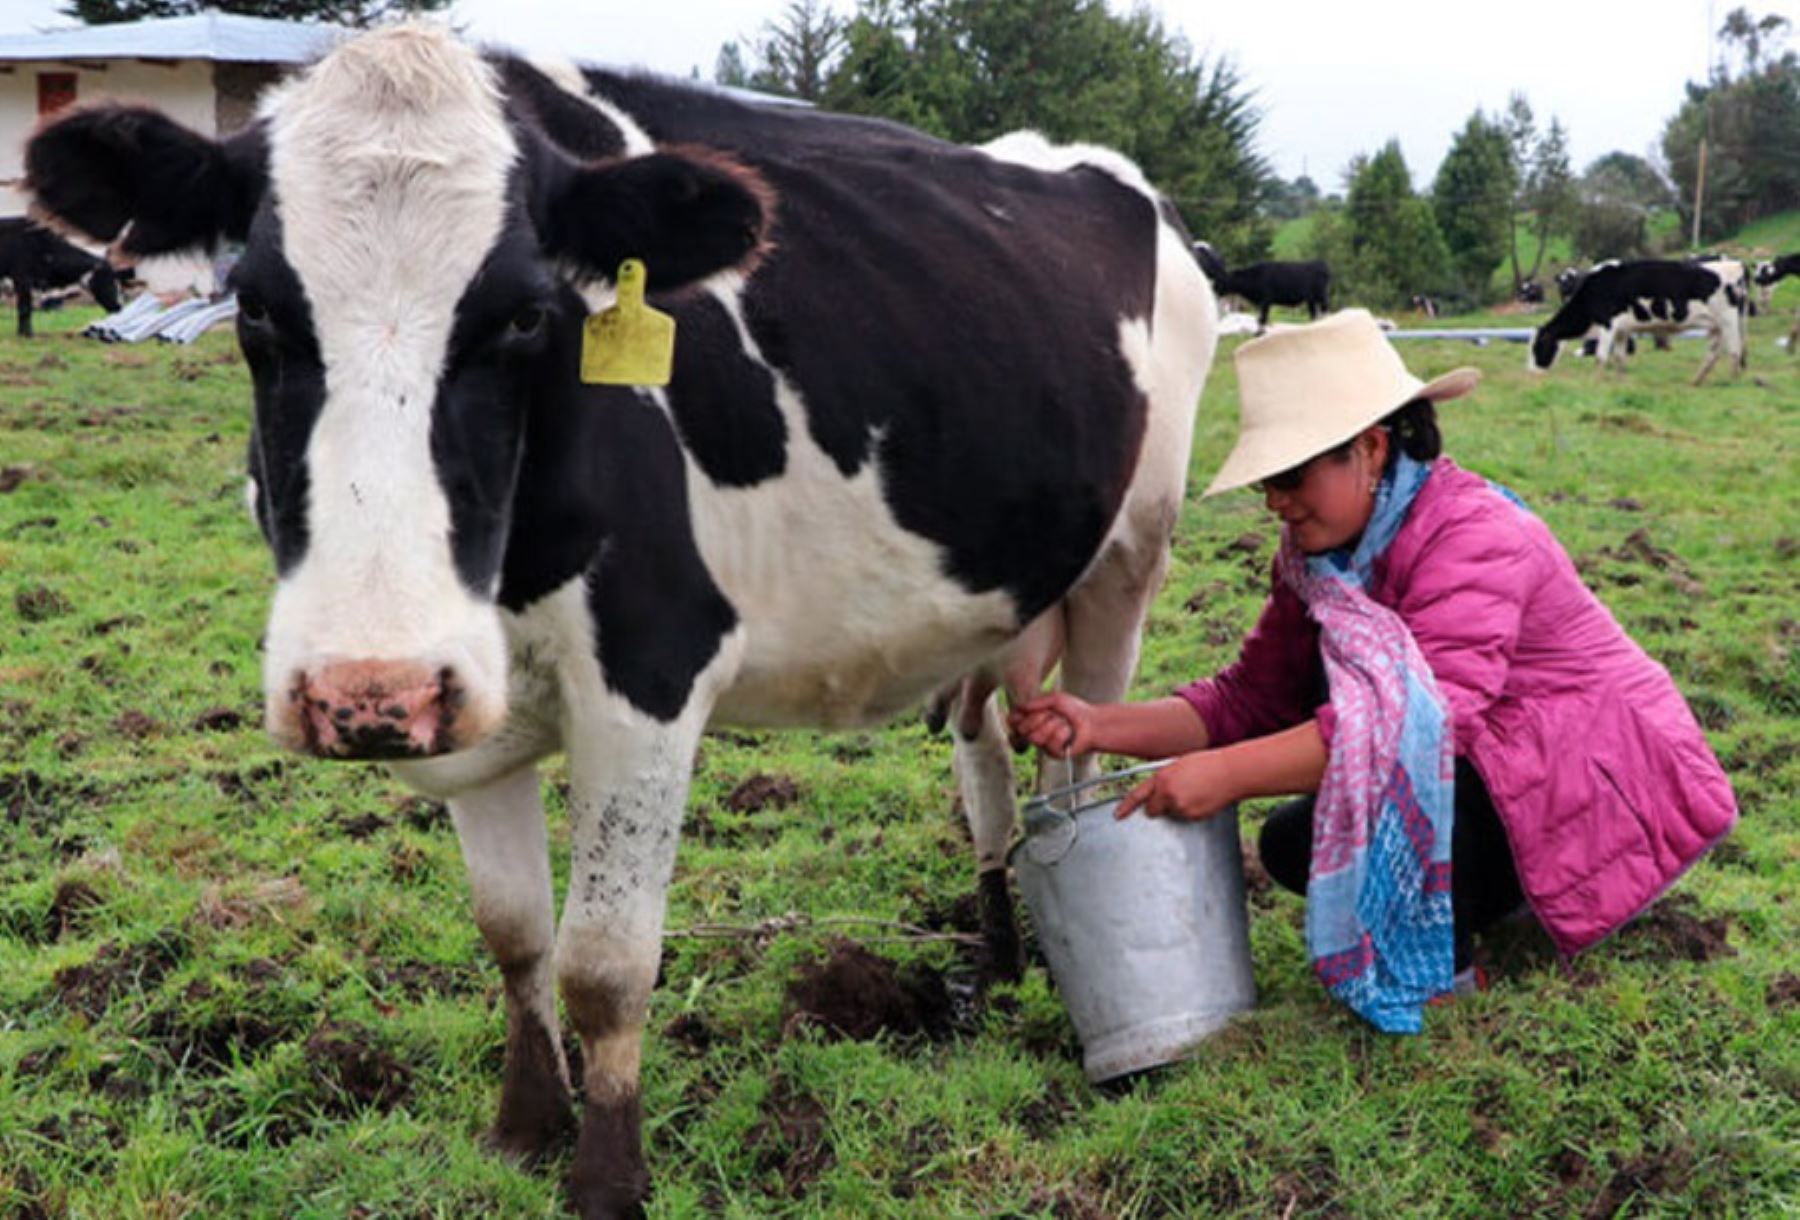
[1019,759,1171,865]
[1025,758,1171,820]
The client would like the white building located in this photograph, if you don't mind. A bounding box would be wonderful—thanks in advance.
[0,12,343,290]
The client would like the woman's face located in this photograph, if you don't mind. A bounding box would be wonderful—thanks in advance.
[1260,428,1390,554]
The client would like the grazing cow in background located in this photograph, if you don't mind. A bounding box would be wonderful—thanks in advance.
[1554,260,1658,357]
[1754,253,1800,352]
[1408,293,1440,319]
[1191,240,1329,329]
[26,26,1217,1218]
[1530,259,1743,385]
[0,216,124,337]
[1516,278,1545,304]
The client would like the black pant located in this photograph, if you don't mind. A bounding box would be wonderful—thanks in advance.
[1257,758,1524,971]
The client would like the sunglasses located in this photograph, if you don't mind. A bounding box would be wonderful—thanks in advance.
[1257,458,1315,494]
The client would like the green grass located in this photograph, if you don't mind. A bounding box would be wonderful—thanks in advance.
[1722,209,1800,259]
[2,304,1797,1217]
[1269,214,1317,260]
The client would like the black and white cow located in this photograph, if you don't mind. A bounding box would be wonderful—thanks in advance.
[1190,240,1329,329]
[0,215,124,336]
[1754,253,1800,352]
[1529,258,1744,385]
[25,26,1216,1217]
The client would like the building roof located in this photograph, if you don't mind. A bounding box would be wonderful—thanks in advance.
[0,12,346,65]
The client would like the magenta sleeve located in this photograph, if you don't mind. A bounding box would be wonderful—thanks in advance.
[1174,567,1323,749]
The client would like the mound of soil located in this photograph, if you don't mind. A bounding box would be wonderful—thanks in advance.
[15,585,72,622]
[53,937,184,1019]
[724,772,802,814]
[304,1024,411,1115]
[782,940,953,1043]
[145,979,293,1074]
[1768,973,1800,1009]
[1617,895,1736,963]
[192,706,245,732]
[46,878,104,941]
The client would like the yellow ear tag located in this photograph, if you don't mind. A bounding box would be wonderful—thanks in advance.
[580,259,675,386]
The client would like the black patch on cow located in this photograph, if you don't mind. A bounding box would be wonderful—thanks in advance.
[663,292,785,487]
[492,57,628,161]
[25,105,267,259]
[231,207,323,577]
[435,212,562,596]
[507,65,1166,623]
[585,396,739,721]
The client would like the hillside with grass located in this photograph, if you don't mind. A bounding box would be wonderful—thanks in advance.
[1,306,1796,1216]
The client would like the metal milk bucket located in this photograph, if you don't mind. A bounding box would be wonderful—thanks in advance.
[1009,762,1257,1083]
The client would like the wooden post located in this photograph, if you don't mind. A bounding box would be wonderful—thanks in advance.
[1691,137,1708,249]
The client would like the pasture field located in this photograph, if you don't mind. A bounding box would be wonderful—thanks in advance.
[1,302,1796,1218]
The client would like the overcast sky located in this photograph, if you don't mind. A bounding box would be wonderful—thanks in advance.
[10,0,1799,185]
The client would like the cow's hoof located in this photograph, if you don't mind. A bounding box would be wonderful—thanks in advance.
[483,1011,575,1163]
[567,1094,650,1220]
[568,1180,648,1220]
[978,869,1025,986]
[482,1109,574,1166]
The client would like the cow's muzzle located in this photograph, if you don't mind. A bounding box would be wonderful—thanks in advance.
[289,660,468,759]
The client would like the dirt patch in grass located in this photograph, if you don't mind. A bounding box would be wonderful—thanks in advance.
[392,795,449,831]
[53,936,185,1019]
[305,1023,411,1116]
[46,878,105,941]
[331,811,390,840]
[1614,894,1736,963]
[208,761,287,802]
[782,940,954,1042]
[1584,1143,1695,1218]
[1,771,100,863]
[1767,973,1800,1009]
[663,1011,716,1055]
[111,709,160,740]
[15,585,72,621]
[192,706,245,732]
[749,1075,834,1199]
[366,956,482,1002]
[0,463,35,493]
[144,979,296,1074]
[723,772,802,814]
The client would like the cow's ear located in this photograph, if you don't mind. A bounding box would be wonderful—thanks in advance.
[537,146,772,293]
[25,103,266,259]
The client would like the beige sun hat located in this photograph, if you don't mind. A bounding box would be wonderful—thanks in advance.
[1204,308,1481,497]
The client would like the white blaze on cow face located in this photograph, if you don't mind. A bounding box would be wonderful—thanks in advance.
[258,27,518,757]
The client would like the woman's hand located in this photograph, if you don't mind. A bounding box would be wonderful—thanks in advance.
[1007,692,1097,758]
[1115,751,1239,821]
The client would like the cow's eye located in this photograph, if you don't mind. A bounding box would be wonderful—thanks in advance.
[507,305,546,339]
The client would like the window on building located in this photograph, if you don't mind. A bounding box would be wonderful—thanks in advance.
[38,72,78,117]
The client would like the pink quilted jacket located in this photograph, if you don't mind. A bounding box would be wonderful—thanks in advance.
[1178,459,1737,955]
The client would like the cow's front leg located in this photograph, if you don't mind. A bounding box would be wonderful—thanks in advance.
[448,765,572,1160]
[558,723,700,1220]
[393,705,568,1161]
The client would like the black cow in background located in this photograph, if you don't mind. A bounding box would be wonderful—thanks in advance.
[1192,240,1329,329]
[0,216,125,337]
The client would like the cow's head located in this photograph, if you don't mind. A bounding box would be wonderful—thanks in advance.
[86,263,123,313]
[1527,326,1560,372]
[1754,260,1777,287]
[25,26,770,759]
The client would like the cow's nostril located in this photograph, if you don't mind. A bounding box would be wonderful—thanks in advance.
[332,706,354,723]
[382,704,407,720]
